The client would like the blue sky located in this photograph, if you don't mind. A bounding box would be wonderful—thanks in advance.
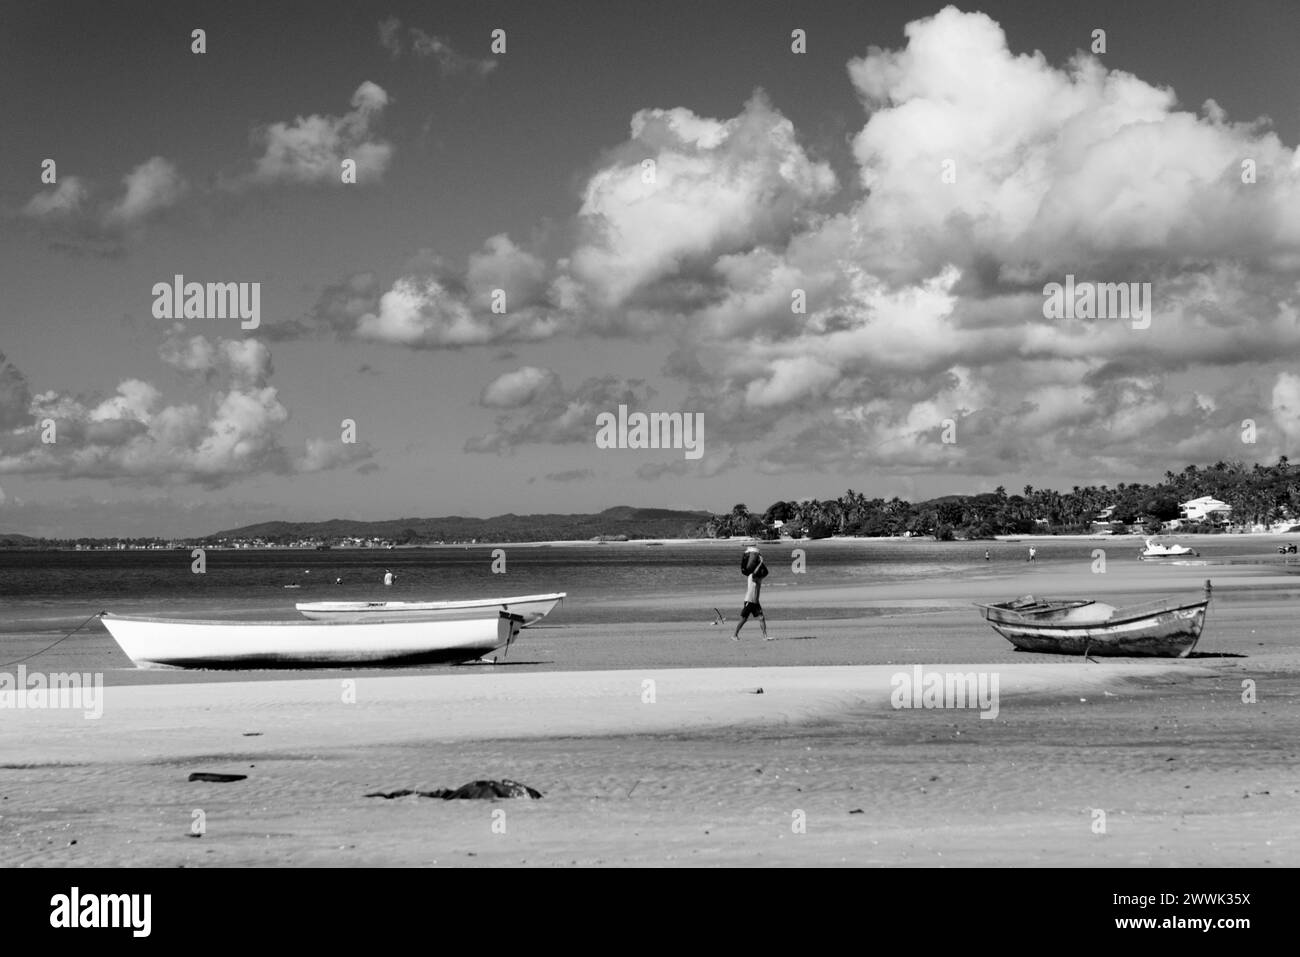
[4,1,1300,536]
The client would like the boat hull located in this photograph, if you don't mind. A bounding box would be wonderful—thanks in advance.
[984,607,1206,656]
[100,611,523,669]
[976,592,1210,657]
[295,592,565,625]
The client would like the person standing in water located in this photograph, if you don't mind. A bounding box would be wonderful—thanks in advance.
[732,545,771,641]
[1028,546,1037,562]
[383,569,395,586]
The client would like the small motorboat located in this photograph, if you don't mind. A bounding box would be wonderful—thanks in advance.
[295,592,565,626]
[1138,538,1198,560]
[100,610,525,669]
[974,581,1212,657]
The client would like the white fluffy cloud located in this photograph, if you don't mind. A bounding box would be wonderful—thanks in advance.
[349,7,1300,482]
[466,235,548,313]
[353,237,561,348]
[21,159,186,248]
[24,85,395,255]
[655,7,1300,477]
[479,366,560,408]
[569,93,836,308]
[244,82,393,186]
[845,6,1300,281]
[159,329,274,386]
[338,94,834,350]
[0,337,371,486]
[102,157,188,228]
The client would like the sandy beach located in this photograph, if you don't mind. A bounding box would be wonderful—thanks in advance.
[2,552,1298,867]
[1,661,1295,867]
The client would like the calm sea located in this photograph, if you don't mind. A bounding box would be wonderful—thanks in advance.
[0,537,1286,675]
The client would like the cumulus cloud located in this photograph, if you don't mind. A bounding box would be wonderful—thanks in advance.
[159,328,274,386]
[102,157,188,228]
[845,6,1300,282]
[240,82,394,187]
[569,92,836,309]
[643,7,1300,479]
[313,7,1300,483]
[330,94,833,350]
[465,373,655,454]
[19,159,187,253]
[479,366,560,408]
[0,340,372,487]
[0,373,288,486]
[352,238,561,348]
[466,235,548,312]
[23,85,394,255]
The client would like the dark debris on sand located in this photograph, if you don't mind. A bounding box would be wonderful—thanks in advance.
[365,779,543,800]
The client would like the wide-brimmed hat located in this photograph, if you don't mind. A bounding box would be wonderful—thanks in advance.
[744,545,760,553]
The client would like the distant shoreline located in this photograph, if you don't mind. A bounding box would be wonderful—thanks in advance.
[6,529,1298,551]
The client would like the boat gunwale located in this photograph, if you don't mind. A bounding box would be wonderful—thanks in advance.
[974,596,1209,628]
[294,591,566,612]
[101,610,521,628]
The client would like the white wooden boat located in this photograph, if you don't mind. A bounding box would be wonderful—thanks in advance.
[1139,538,1198,559]
[295,591,565,625]
[974,581,1211,657]
[100,610,524,669]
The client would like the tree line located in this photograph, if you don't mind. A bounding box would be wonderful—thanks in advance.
[696,458,1300,540]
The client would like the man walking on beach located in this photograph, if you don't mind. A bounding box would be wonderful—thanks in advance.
[733,545,771,641]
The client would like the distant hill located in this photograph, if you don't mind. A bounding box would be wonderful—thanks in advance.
[0,533,38,547]
[206,506,713,544]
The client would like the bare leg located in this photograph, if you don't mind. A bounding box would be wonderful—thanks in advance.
[732,616,745,639]
[759,614,769,639]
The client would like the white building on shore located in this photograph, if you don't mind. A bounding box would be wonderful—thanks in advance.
[1179,496,1232,522]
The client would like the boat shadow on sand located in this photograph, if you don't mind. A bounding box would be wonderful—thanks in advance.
[1008,648,1247,660]
[454,658,552,667]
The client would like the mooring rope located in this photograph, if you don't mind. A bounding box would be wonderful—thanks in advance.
[0,611,104,669]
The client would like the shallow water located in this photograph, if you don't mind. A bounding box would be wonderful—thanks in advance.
[1,537,1292,677]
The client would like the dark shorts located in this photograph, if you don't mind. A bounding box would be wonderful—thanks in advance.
[740,601,763,618]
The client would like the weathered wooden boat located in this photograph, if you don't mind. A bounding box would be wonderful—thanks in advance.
[99,610,525,669]
[974,581,1211,657]
[294,591,565,625]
